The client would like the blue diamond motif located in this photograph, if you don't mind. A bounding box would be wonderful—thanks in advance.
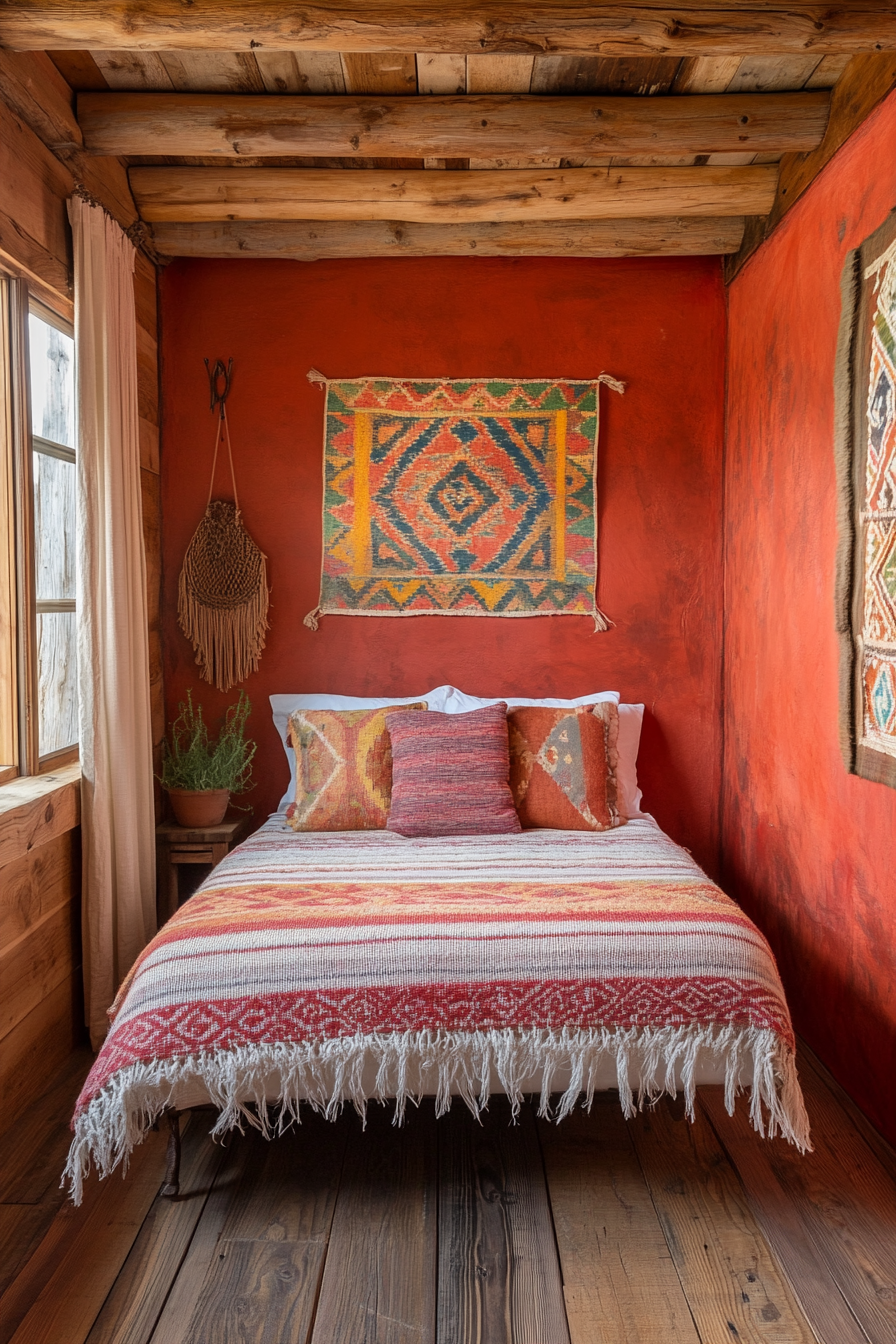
[426,461,499,537]
[872,663,896,732]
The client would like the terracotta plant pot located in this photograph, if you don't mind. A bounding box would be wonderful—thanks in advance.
[167,788,230,828]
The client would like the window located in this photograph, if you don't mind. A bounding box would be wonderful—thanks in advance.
[0,276,79,783]
[836,211,896,789]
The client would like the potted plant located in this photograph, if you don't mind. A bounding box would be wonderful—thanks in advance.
[160,690,256,828]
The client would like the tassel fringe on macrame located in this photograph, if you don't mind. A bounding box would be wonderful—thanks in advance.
[64,1023,811,1204]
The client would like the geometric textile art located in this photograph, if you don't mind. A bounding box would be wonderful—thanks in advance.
[507,703,621,831]
[304,372,624,632]
[835,210,896,789]
[285,704,426,831]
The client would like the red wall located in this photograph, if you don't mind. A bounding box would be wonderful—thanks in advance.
[724,93,896,1142]
[160,256,726,869]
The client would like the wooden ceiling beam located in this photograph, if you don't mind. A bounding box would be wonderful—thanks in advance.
[0,4,893,57]
[129,163,778,223]
[149,216,747,259]
[79,90,830,158]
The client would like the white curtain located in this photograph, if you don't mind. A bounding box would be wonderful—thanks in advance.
[69,196,156,1049]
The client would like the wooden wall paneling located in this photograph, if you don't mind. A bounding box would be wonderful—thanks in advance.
[437,1101,569,1343]
[0,830,77,949]
[6,5,895,56]
[417,53,466,95]
[0,897,78,1039]
[0,971,82,1130]
[0,768,80,868]
[466,53,534,93]
[627,1099,816,1344]
[79,91,831,160]
[311,1106,437,1343]
[0,95,71,296]
[340,52,418,95]
[131,163,778,223]
[148,216,746,259]
[0,50,81,153]
[530,55,604,95]
[538,1101,701,1344]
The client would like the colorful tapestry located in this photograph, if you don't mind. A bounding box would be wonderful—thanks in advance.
[66,818,809,1202]
[304,373,624,631]
[835,214,896,788]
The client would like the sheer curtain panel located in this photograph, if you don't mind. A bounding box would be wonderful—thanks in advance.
[69,196,156,1048]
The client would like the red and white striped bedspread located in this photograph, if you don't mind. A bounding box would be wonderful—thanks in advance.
[66,817,809,1200]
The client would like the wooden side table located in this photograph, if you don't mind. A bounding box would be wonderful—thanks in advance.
[156,816,252,924]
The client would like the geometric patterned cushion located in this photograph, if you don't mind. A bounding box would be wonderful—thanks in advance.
[385,702,522,837]
[507,702,621,830]
[285,704,426,831]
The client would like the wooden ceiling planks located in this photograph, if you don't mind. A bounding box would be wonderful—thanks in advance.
[2,4,894,57]
[6,35,881,263]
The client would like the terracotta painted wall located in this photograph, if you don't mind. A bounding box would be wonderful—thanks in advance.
[724,93,896,1142]
[160,256,726,870]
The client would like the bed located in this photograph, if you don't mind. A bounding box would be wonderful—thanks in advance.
[65,813,810,1202]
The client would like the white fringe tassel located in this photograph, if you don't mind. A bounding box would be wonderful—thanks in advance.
[64,1024,811,1204]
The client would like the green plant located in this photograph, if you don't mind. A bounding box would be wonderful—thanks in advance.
[160,690,256,795]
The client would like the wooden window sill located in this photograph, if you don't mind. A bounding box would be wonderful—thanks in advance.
[0,763,81,868]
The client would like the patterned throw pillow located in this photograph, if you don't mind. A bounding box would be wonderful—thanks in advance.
[507,703,621,830]
[386,702,521,838]
[285,704,426,831]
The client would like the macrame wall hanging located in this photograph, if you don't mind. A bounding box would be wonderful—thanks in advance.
[178,359,269,692]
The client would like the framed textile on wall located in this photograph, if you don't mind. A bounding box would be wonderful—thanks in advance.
[304,373,624,632]
[835,209,896,788]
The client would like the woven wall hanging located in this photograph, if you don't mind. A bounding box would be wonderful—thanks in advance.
[178,361,269,692]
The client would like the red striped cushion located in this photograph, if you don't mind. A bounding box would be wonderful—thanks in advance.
[386,703,521,837]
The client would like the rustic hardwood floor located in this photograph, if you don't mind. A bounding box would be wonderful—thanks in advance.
[0,1046,894,1344]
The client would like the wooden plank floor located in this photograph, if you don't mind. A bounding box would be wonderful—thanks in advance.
[1,1047,894,1344]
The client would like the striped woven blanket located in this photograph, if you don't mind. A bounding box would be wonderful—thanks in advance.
[66,818,809,1200]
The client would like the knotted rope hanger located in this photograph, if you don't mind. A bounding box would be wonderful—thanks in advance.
[177,359,269,692]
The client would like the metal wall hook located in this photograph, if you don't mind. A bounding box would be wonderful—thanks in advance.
[205,357,233,418]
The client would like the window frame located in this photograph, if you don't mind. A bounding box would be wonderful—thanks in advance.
[0,272,79,783]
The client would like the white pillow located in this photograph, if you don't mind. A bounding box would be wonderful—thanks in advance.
[615,703,645,818]
[269,685,642,816]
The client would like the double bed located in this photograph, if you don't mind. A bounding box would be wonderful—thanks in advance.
[66,811,810,1202]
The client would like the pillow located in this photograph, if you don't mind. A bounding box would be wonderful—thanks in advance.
[386,703,521,838]
[508,703,621,831]
[272,690,435,813]
[285,704,425,831]
[616,703,645,818]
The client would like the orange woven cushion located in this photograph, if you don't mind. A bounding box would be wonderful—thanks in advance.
[285,704,426,831]
[507,703,621,831]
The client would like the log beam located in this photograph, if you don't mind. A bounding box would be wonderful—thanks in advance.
[0,3,893,57]
[149,216,746,258]
[130,163,778,223]
[78,90,830,159]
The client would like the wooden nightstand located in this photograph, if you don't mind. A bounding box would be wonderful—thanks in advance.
[156,816,252,924]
